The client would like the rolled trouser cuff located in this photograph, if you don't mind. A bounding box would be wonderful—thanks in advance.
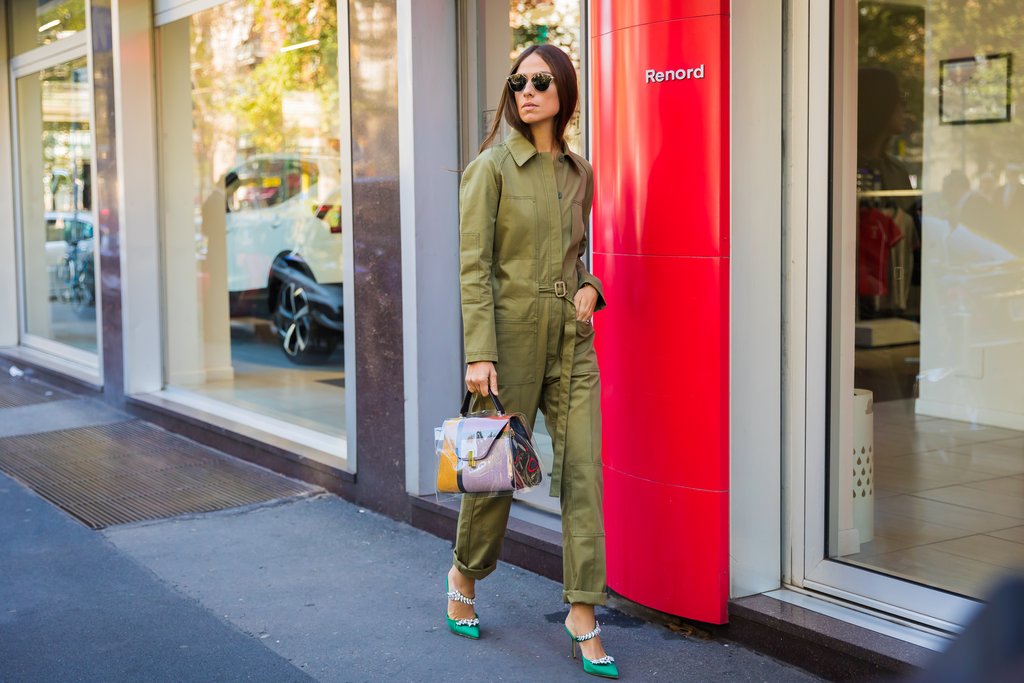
[452,551,498,581]
[563,589,608,606]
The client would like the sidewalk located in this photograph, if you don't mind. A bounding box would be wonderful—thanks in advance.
[0,374,821,682]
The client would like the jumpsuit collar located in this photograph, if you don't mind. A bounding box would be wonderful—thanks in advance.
[506,128,568,167]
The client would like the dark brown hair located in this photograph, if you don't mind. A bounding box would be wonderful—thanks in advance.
[480,44,578,152]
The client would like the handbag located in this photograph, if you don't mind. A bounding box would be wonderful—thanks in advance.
[435,392,543,494]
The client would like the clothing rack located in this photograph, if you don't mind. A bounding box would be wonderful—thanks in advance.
[857,189,923,199]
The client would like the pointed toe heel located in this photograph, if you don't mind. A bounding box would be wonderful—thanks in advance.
[565,622,619,679]
[444,577,480,640]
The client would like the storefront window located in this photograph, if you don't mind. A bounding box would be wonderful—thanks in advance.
[831,1,1024,600]
[158,1,347,449]
[9,1,88,56]
[16,56,98,356]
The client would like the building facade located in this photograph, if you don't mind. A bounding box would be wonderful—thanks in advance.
[2,0,1021,650]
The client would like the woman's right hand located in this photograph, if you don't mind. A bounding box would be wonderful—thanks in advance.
[466,361,499,396]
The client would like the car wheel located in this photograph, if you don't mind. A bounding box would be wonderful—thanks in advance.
[274,280,338,364]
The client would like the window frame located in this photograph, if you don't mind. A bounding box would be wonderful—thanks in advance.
[9,25,102,377]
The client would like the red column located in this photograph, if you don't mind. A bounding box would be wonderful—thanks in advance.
[592,0,730,624]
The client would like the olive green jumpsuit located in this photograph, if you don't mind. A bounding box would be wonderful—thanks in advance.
[455,129,607,606]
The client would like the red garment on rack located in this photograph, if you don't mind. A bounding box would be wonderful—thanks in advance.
[858,206,903,296]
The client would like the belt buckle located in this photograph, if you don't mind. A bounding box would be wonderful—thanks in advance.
[554,280,567,298]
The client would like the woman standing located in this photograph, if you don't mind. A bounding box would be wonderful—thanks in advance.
[444,44,617,679]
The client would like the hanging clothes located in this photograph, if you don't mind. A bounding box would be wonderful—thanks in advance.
[884,207,917,312]
[858,205,904,297]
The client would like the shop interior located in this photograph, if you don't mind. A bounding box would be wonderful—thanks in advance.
[839,1,1024,599]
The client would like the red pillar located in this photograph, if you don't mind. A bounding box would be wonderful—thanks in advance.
[592,0,730,624]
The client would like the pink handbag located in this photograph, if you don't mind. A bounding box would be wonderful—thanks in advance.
[435,392,543,494]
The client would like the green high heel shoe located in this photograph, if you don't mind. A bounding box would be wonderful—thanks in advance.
[444,577,480,639]
[565,621,619,679]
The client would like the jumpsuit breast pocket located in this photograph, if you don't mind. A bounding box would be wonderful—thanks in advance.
[494,320,538,386]
[495,196,538,262]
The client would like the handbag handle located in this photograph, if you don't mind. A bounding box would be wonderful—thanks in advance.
[460,390,505,417]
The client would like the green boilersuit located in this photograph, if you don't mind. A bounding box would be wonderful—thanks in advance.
[454,129,607,606]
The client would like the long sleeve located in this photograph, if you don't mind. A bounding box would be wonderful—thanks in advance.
[459,153,500,363]
[575,163,606,310]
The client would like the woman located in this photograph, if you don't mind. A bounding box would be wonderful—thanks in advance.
[444,44,618,679]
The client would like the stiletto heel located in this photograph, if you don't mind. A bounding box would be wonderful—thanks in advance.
[564,621,619,679]
[444,576,480,639]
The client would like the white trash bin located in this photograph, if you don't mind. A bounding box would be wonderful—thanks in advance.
[852,389,875,544]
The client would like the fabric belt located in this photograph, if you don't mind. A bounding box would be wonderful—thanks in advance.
[536,280,576,495]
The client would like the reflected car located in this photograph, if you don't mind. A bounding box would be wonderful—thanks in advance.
[223,155,344,364]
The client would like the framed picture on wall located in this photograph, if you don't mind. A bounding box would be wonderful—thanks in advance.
[940,53,1012,125]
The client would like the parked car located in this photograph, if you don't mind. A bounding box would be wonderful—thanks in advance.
[223,155,344,364]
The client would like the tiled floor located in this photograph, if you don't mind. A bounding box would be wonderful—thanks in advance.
[844,399,1024,599]
[178,321,346,438]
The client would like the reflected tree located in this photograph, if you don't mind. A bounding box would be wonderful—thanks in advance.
[189,0,340,191]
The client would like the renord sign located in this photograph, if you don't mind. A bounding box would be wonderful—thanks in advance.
[645,65,705,83]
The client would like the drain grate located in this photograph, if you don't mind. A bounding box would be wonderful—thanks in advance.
[0,421,317,528]
[0,375,73,409]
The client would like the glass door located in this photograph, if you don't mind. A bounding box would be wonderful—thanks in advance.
[14,50,100,371]
[796,0,1024,634]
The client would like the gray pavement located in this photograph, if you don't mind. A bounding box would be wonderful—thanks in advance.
[0,378,821,682]
[0,470,311,683]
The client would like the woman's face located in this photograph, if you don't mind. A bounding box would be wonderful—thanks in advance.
[513,53,560,127]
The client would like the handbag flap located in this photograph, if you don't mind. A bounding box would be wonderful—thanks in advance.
[452,416,511,464]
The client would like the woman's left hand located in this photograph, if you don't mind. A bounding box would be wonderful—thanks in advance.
[573,285,598,324]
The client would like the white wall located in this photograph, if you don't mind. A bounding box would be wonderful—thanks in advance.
[114,0,165,395]
[730,0,783,598]
[159,19,212,387]
[917,0,1024,429]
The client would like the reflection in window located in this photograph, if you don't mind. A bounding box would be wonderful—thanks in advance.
[159,1,347,448]
[16,57,97,354]
[832,1,1024,600]
[8,1,87,56]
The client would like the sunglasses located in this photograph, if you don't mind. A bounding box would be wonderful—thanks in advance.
[507,72,555,93]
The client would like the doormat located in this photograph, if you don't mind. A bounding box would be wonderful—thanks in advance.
[0,421,317,529]
[0,375,74,409]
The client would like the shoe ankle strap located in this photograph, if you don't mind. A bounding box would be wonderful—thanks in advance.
[446,588,476,606]
[571,621,601,642]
